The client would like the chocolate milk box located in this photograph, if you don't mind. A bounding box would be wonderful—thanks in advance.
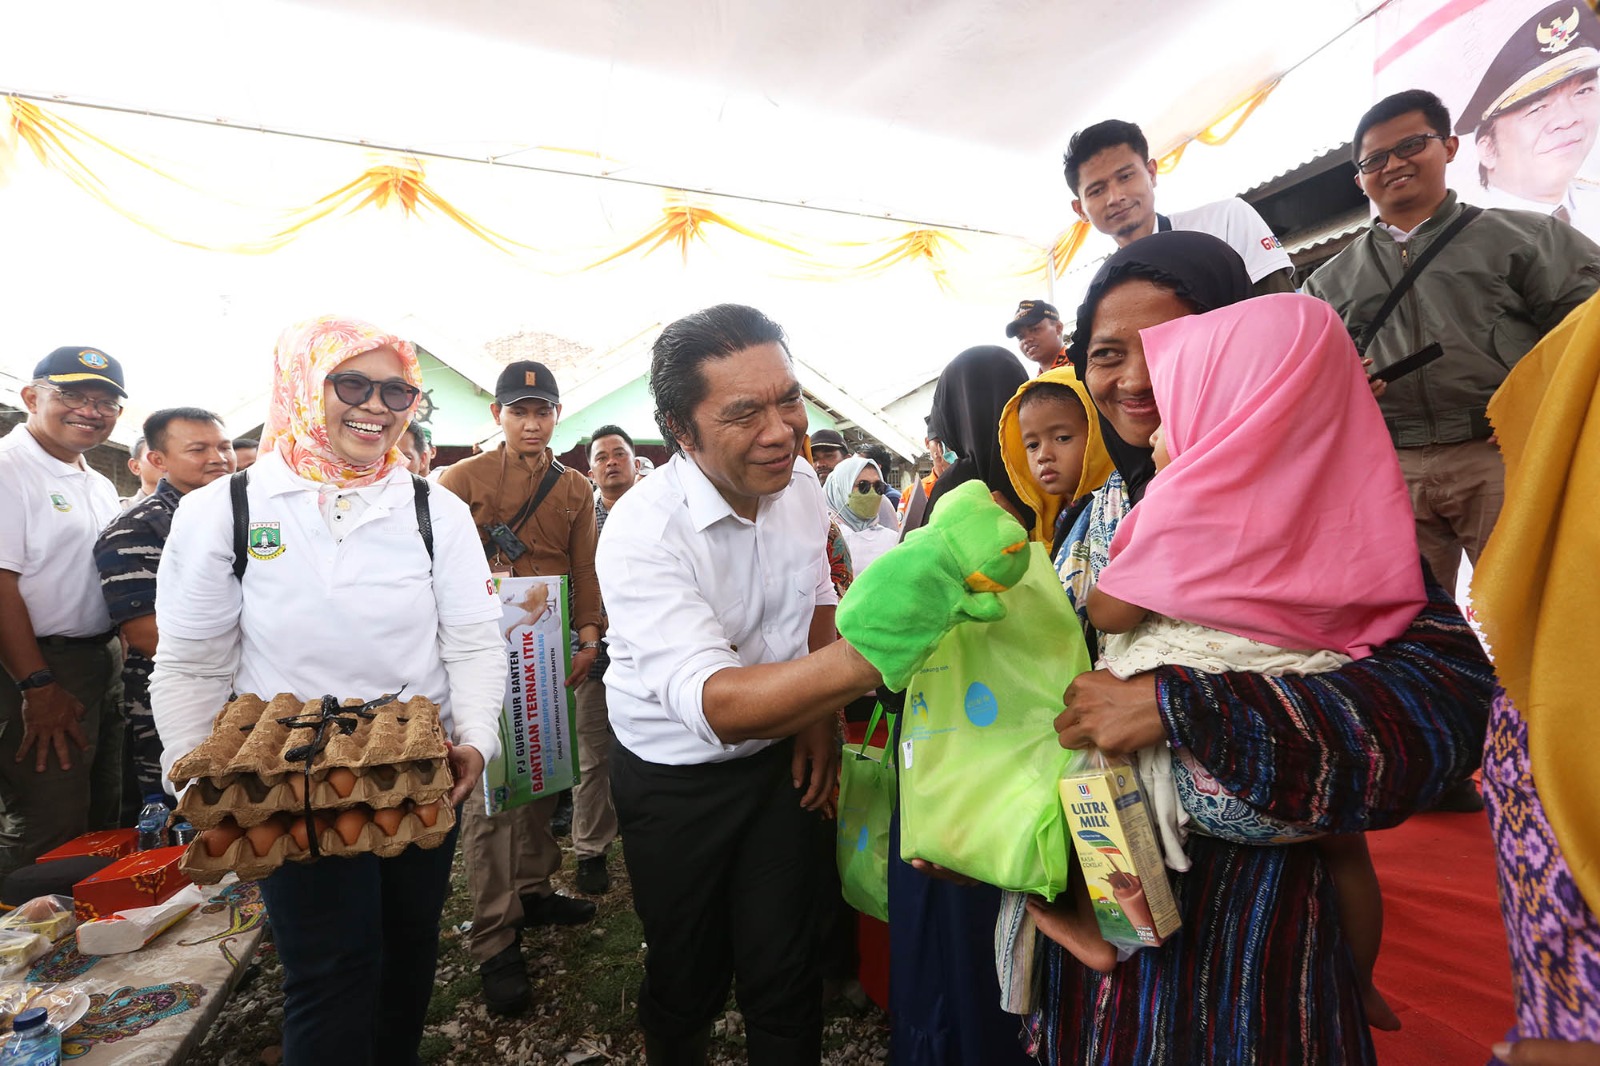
[1060,761,1181,948]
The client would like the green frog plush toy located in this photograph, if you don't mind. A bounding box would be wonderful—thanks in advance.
[838,480,1030,691]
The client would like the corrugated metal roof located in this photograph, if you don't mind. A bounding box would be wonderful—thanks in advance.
[1241,143,1353,203]
[1284,206,1369,257]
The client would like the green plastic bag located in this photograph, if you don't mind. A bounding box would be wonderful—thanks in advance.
[837,703,896,922]
[897,542,1091,899]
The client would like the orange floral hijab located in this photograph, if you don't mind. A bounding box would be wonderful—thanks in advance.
[260,316,421,488]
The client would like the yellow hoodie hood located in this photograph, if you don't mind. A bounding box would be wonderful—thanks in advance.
[998,366,1115,544]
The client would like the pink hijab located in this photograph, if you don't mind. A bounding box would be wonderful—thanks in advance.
[260,316,421,488]
[1095,293,1424,659]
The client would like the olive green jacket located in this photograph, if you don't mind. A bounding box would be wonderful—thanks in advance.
[1304,191,1600,447]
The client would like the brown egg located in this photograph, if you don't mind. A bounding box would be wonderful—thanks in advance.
[244,817,286,857]
[413,799,441,828]
[323,765,355,797]
[286,813,331,852]
[372,806,404,837]
[326,767,358,799]
[334,807,370,847]
[203,821,245,858]
[287,774,306,805]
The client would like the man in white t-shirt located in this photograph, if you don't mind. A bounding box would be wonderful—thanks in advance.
[0,347,129,875]
[597,304,884,1063]
[1064,118,1297,295]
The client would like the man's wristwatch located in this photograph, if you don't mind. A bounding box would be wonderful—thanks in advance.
[577,641,601,651]
[15,669,55,692]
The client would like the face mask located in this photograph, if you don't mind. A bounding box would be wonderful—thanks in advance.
[942,448,958,465]
[847,491,881,520]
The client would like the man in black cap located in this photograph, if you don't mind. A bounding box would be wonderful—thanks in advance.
[1005,299,1068,373]
[439,359,601,1014]
[0,348,129,875]
[1458,2,1600,240]
[808,427,848,484]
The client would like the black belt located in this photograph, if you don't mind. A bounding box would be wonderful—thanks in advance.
[37,632,114,648]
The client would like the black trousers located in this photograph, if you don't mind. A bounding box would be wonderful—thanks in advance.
[613,738,823,1065]
[259,820,459,1066]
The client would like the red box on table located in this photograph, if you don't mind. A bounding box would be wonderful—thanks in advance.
[72,846,190,921]
[37,829,138,865]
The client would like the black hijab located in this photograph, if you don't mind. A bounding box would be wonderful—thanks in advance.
[1066,230,1253,505]
[915,345,1033,531]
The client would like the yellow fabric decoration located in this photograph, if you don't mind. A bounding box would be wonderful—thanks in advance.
[1010,222,1092,283]
[586,195,807,269]
[1156,81,1279,175]
[1049,222,1091,279]
[262,159,535,255]
[820,228,963,290]
[4,97,230,248]
[1473,291,1600,917]
[996,365,1114,545]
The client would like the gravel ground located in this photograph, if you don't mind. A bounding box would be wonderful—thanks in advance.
[187,841,890,1064]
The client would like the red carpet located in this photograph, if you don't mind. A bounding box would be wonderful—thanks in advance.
[1368,807,1514,1064]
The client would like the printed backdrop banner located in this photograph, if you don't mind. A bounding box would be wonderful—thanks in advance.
[482,576,577,814]
[1375,0,1600,242]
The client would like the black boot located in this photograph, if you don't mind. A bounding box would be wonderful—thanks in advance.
[642,1025,712,1066]
[477,941,531,1015]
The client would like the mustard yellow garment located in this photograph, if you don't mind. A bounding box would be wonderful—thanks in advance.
[1474,290,1600,916]
[998,366,1114,544]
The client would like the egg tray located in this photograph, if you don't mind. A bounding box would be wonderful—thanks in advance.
[170,692,449,782]
[178,800,457,885]
[169,691,453,828]
[175,759,452,829]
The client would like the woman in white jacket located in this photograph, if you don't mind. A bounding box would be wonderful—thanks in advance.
[150,316,506,1065]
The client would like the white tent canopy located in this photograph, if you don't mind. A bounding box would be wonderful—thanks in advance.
[1,0,1386,449]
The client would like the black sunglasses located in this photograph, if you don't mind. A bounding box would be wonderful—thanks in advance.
[326,371,421,413]
[854,480,887,495]
[1356,133,1445,175]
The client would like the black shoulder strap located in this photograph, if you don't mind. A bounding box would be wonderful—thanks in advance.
[506,459,566,536]
[230,470,250,580]
[231,468,434,581]
[1359,204,1482,354]
[412,475,434,564]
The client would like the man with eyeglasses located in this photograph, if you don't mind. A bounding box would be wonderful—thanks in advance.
[439,359,601,1015]
[0,347,130,875]
[1306,88,1600,608]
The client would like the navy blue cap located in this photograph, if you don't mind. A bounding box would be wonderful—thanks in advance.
[33,346,127,397]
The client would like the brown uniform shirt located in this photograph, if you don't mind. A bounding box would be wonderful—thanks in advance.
[438,443,601,632]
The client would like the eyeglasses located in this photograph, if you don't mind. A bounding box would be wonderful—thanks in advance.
[1356,133,1446,174]
[36,383,122,417]
[326,371,421,413]
[854,480,887,495]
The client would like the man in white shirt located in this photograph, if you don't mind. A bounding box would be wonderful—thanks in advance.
[0,347,129,875]
[1064,119,1297,295]
[598,304,882,1064]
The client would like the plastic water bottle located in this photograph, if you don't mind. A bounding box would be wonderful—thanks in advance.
[169,815,196,847]
[4,1007,61,1064]
[136,795,169,851]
